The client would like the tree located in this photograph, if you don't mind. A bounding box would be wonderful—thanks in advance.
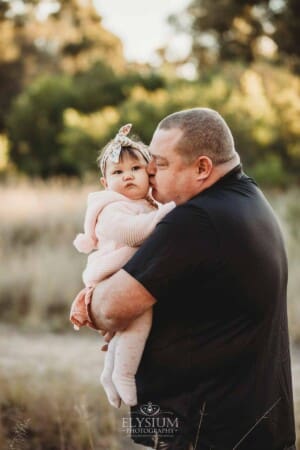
[71,61,126,113]
[272,0,300,72]
[170,0,300,70]
[0,0,125,130]
[6,62,166,177]
[7,75,75,177]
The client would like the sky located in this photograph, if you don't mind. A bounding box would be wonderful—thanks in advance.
[93,0,191,65]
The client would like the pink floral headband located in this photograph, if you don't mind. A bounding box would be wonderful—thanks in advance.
[99,123,151,174]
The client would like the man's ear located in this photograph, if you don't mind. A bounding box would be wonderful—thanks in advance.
[195,156,213,180]
[100,177,107,189]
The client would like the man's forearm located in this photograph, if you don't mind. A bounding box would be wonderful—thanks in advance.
[88,269,156,332]
[89,278,132,331]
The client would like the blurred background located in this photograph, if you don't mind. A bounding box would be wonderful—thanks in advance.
[0,0,299,448]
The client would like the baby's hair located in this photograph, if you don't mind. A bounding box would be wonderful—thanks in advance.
[97,132,158,209]
[97,134,151,176]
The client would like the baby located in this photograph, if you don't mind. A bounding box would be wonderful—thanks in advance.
[70,124,175,408]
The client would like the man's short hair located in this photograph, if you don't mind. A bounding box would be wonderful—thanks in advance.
[158,107,236,165]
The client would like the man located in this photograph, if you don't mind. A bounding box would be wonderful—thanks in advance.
[88,108,296,449]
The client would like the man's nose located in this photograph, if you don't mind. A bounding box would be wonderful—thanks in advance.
[147,159,156,176]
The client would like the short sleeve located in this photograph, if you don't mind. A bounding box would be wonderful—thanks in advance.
[123,204,219,301]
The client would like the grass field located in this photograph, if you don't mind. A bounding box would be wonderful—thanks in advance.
[0,325,145,450]
[0,178,299,448]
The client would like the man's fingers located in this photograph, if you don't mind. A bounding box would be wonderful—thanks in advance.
[101,343,108,352]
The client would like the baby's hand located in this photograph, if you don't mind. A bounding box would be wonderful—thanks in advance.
[70,286,98,330]
[98,330,115,351]
[104,330,115,342]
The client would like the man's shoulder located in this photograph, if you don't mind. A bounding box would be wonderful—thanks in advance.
[189,171,258,208]
[158,200,212,231]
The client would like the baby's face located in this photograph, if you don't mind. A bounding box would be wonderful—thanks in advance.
[102,152,150,200]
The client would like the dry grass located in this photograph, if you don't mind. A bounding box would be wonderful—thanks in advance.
[0,325,144,450]
[264,188,300,344]
[0,325,299,449]
[0,179,146,448]
[0,178,98,332]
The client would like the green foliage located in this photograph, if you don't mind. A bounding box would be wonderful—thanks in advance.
[1,0,299,187]
[248,155,292,188]
[119,71,166,94]
[72,61,126,113]
[9,61,299,184]
[58,127,100,176]
[116,63,300,185]
[117,96,168,144]
[6,62,168,177]
[0,0,125,130]
[7,75,74,177]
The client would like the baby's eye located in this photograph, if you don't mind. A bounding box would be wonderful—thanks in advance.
[112,170,122,175]
[132,165,141,171]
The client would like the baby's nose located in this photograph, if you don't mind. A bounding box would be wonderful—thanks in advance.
[123,171,134,180]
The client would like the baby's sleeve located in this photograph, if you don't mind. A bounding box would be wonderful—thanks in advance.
[98,201,175,247]
[73,202,98,254]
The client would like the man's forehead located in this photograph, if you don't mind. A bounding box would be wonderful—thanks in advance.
[149,127,183,158]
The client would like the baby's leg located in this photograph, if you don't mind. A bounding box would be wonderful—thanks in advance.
[112,308,153,406]
[100,335,121,408]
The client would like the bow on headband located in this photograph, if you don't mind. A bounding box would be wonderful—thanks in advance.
[99,124,151,175]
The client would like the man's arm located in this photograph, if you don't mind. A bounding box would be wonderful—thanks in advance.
[89,269,156,331]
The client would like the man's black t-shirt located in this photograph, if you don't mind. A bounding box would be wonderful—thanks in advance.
[123,165,296,450]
